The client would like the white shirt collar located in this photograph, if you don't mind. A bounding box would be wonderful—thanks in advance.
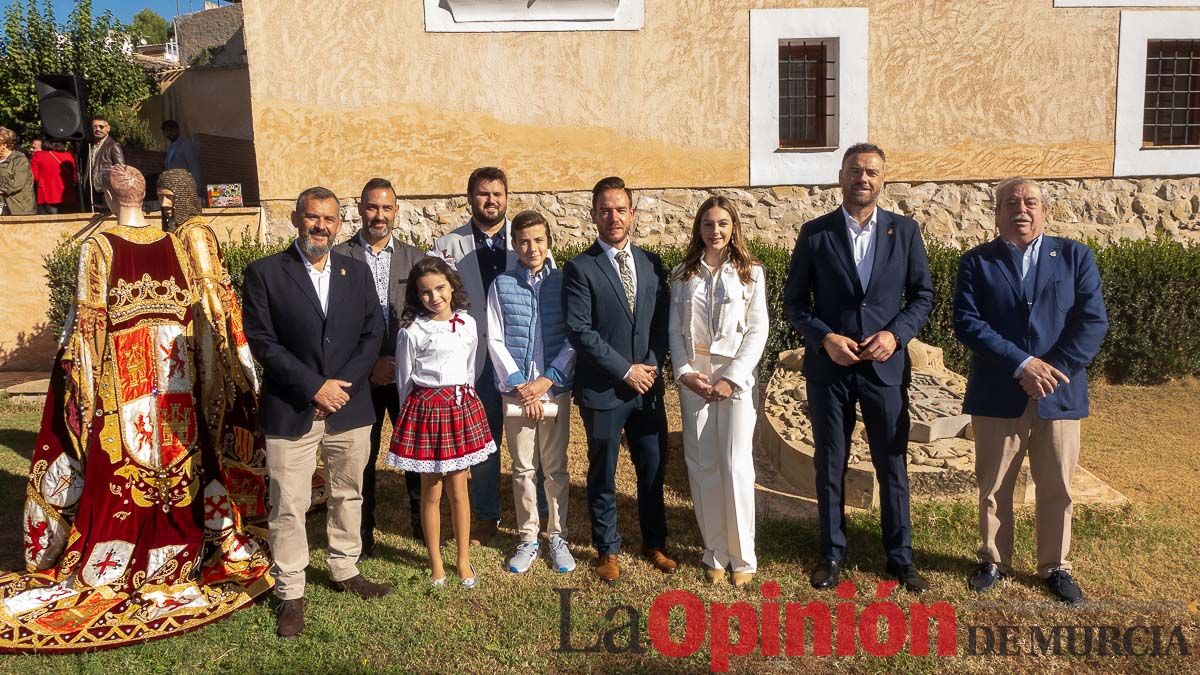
[597,237,633,261]
[295,241,331,275]
[841,206,878,233]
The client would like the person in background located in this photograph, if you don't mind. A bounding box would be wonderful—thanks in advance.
[31,140,77,214]
[0,127,35,215]
[84,116,123,212]
[163,120,203,196]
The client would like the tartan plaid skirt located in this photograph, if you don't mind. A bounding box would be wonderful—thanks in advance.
[386,385,496,474]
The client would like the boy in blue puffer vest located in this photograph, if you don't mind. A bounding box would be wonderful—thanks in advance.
[486,211,578,574]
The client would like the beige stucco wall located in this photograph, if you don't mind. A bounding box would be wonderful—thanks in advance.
[0,209,262,371]
[241,0,1135,201]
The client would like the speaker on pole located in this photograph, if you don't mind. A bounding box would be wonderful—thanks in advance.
[34,74,88,141]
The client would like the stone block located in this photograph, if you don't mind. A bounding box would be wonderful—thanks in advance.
[910,414,971,443]
[5,379,48,395]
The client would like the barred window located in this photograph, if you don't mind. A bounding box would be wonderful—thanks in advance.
[778,40,835,148]
[1143,39,1200,147]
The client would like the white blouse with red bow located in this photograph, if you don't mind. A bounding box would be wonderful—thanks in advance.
[394,311,479,404]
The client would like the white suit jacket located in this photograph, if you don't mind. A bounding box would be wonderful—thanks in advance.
[668,262,769,394]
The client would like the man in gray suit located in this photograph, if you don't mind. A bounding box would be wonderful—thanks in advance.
[432,167,545,545]
[333,178,426,556]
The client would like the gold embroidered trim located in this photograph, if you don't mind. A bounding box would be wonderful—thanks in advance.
[107,274,191,324]
[107,225,167,245]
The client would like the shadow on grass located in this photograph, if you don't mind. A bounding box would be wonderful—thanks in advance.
[0,442,34,572]
[0,428,36,462]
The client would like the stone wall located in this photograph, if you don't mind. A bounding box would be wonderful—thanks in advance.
[262,177,1200,248]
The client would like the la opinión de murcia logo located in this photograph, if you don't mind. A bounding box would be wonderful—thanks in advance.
[556,582,1191,671]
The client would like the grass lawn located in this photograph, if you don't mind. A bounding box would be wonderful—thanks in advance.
[0,381,1196,673]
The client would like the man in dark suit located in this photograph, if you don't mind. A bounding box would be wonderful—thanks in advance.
[242,186,392,639]
[953,177,1107,605]
[783,143,934,593]
[333,178,427,555]
[563,176,676,583]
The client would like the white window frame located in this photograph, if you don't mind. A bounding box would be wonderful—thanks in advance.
[1114,11,1200,175]
[749,8,868,186]
[1055,1,1200,7]
[423,0,644,32]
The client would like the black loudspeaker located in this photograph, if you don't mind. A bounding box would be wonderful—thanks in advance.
[35,74,88,141]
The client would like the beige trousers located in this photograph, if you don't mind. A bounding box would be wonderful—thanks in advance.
[972,399,1081,578]
[505,392,572,541]
[266,420,371,600]
[679,353,758,573]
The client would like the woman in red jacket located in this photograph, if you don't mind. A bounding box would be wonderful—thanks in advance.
[30,140,78,214]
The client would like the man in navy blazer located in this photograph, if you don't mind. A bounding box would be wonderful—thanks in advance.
[564,176,676,583]
[953,177,1107,605]
[783,143,934,593]
[242,186,391,638]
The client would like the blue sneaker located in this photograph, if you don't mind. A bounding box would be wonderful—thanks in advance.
[507,541,540,573]
[547,535,576,573]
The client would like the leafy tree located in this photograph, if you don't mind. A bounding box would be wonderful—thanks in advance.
[0,0,152,142]
[129,8,168,45]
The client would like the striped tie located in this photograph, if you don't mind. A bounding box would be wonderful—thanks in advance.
[616,250,636,312]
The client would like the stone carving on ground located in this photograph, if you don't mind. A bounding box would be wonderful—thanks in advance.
[758,339,1126,508]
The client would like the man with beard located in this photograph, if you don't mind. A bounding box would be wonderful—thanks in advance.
[333,178,426,554]
[431,167,546,545]
[84,116,124,211]
[954,178,1107,604]
[243,187,391,639]
[783,143,934,593]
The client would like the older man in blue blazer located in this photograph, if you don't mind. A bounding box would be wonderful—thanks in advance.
[954,177,1107,605]
[784,143,934,593]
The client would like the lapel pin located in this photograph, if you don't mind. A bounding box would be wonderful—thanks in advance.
[340,268,347,275]
[887,228,894,236]
[1050,250,1057,257]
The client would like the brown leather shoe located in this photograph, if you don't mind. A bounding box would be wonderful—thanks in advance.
[595,554,620,583]
[705,567,727,584]
[469,519,499,546]
[333,574,393,599]
[642,548,678,574]
[276,598,305,638]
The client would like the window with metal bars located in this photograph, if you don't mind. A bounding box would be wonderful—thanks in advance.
[1143,39,1200,147]
[778,40,835,148]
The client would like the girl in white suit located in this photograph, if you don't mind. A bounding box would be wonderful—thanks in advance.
[669,196,769,587]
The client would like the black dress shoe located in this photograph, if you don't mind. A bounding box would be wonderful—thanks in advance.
[891,565,929,593]
[810,558,842,590]
[968,562,1005,593]
[1045,569,1084,605]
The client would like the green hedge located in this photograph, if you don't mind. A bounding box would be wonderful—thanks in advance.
[42,233,1200,385]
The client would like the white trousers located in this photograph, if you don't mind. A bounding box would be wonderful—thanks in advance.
[679,353,758,572]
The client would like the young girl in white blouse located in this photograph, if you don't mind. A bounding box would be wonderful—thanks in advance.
[388,257,496,588]
[669,196,769,588]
